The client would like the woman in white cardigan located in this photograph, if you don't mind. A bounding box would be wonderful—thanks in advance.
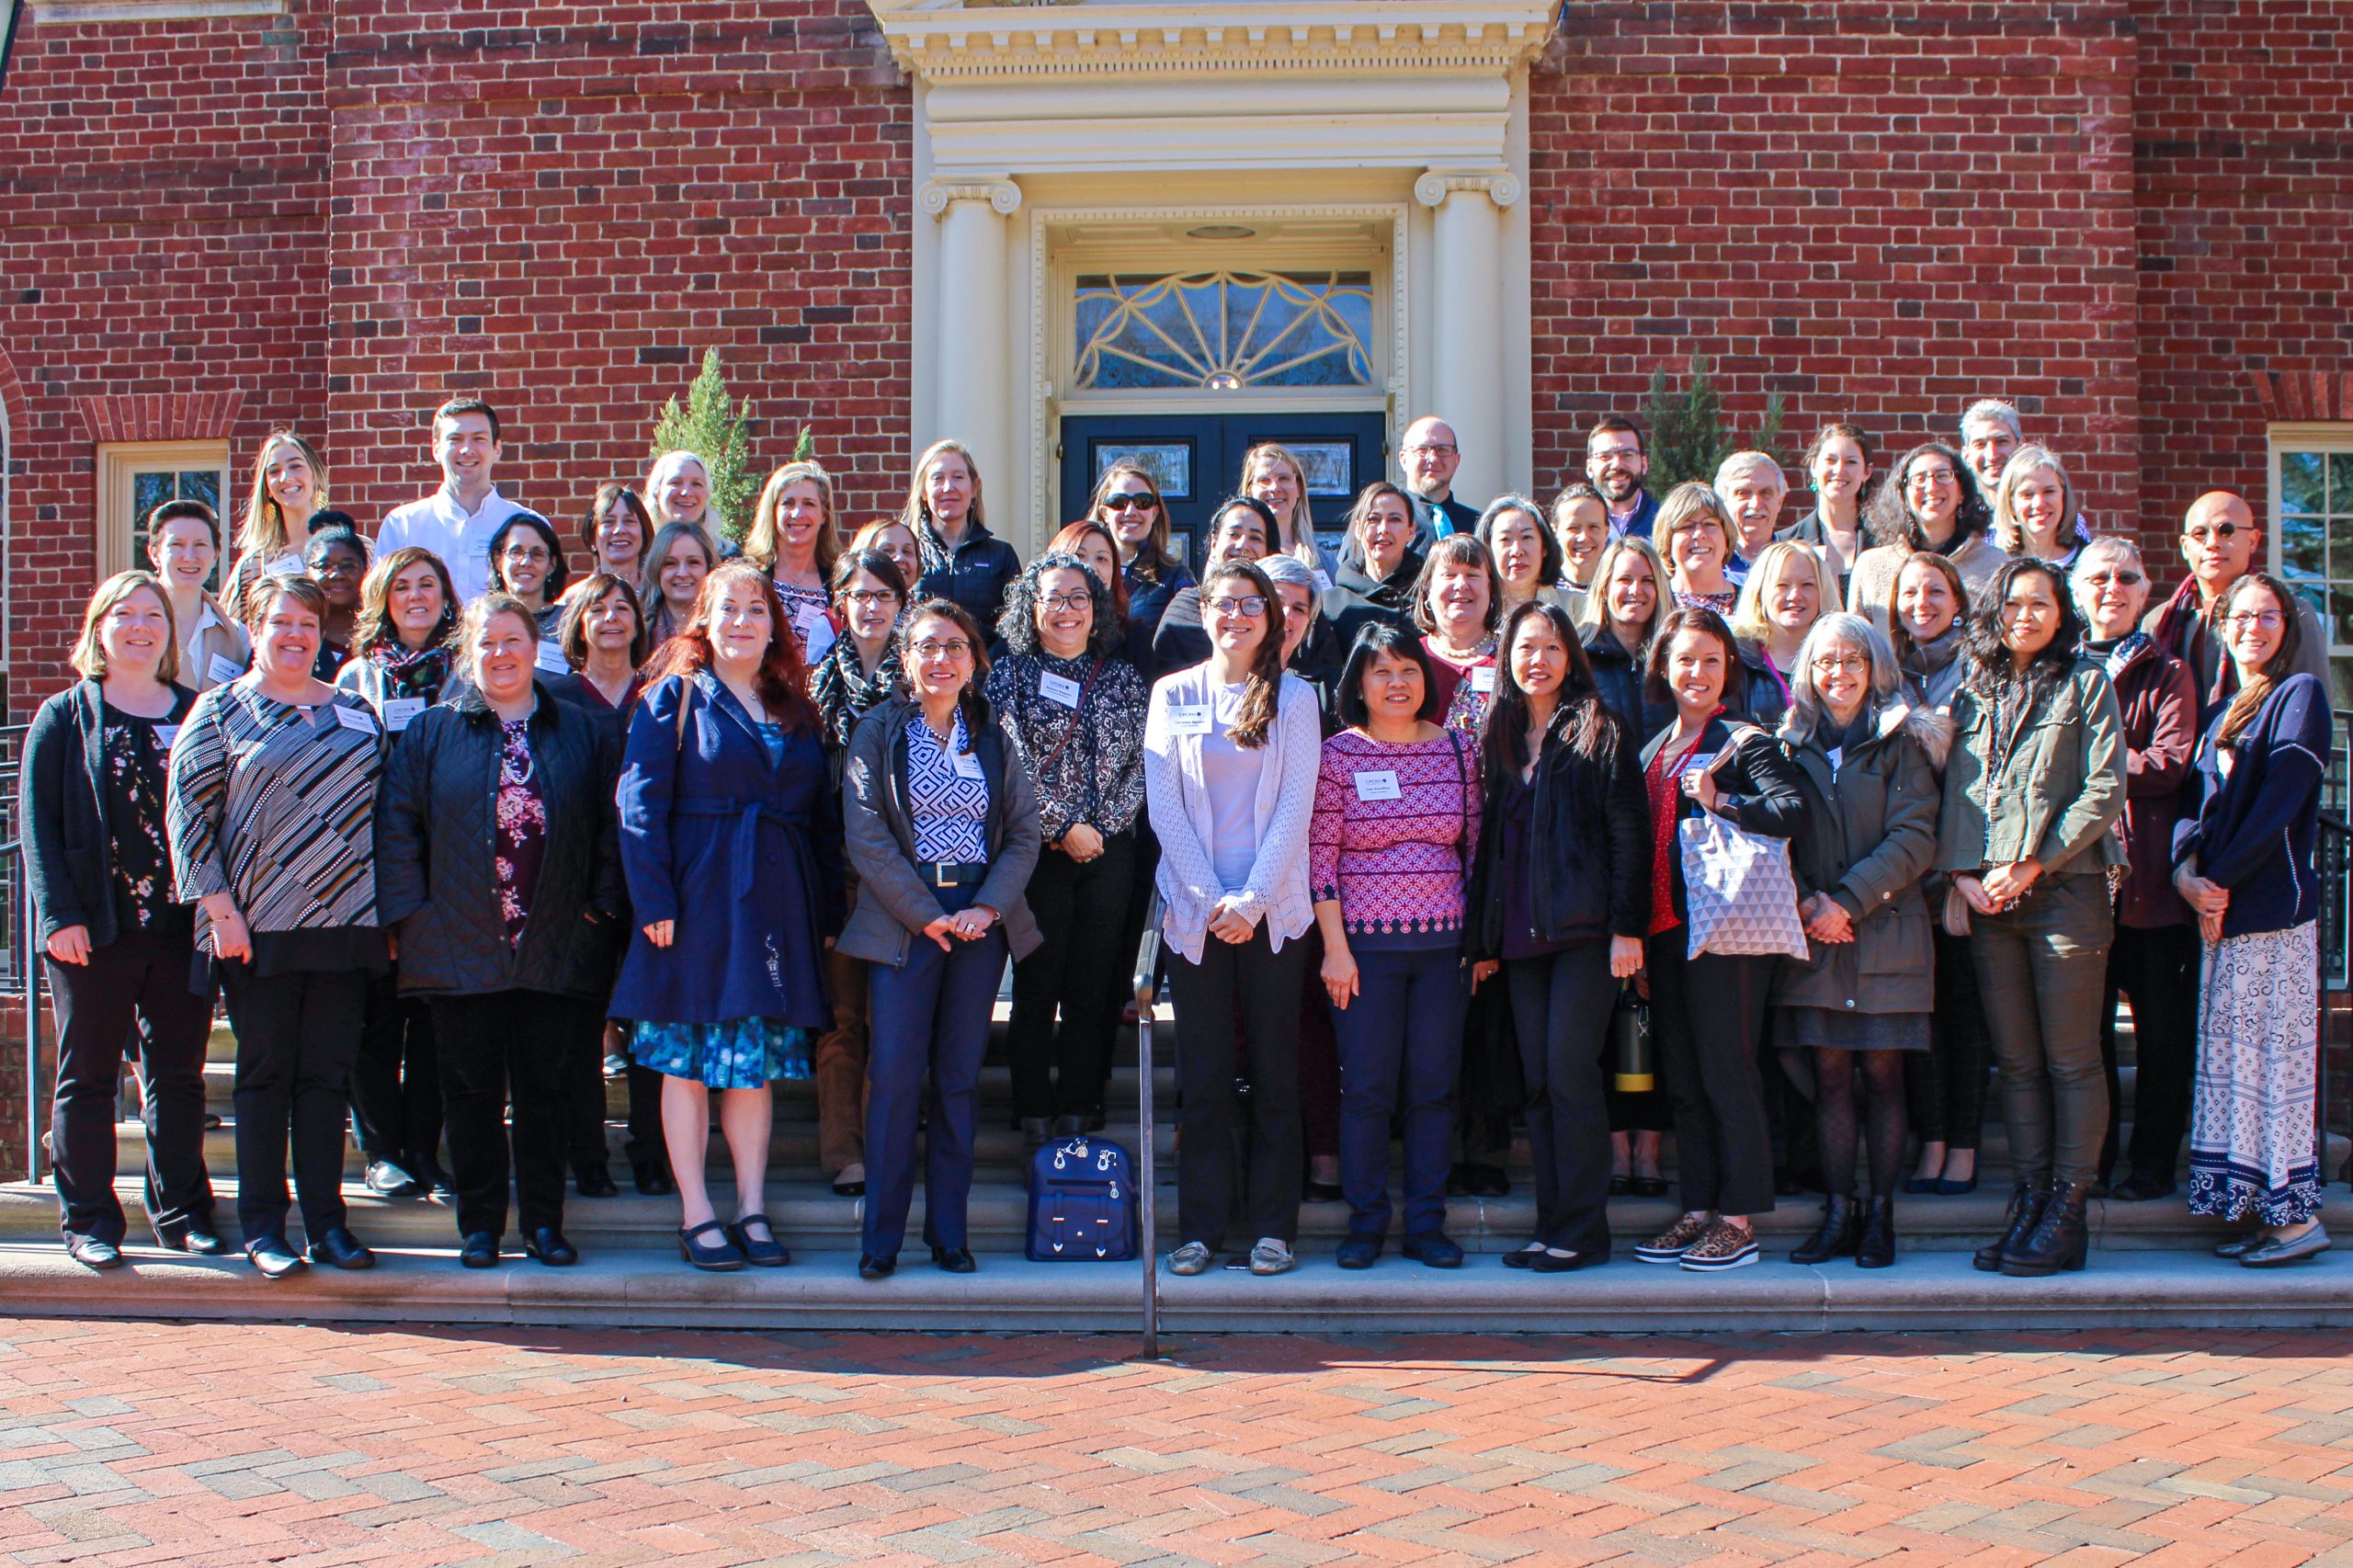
[1144,558,1323,1278]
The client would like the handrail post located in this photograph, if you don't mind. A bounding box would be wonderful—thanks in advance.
[19,848,37,1185]
[1131,894,1165,1359]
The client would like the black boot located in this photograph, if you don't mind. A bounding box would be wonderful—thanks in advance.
[1789,1195,1859,1265]
[1856,1195,1896,1268]
[2001,1178,2092,1276]
[1972,1181,2048,1272]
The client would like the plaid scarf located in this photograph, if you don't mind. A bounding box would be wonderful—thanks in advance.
[368,629,454,698]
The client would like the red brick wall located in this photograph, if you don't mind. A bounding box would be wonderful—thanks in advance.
[2131,0,2353,550]
[1526,3,2146,546]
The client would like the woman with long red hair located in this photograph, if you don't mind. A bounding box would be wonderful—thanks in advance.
[608,562,843,1272]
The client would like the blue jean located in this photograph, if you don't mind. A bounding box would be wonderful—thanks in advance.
[1332,942,1468,1239]
[860,882,1008,1258]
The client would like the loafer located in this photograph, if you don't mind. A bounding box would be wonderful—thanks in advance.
[64,1233,123,1271]
[833,1162,867,1199]
[2241,1224,2332,1267]
[678,1221,745,1272]
[363,1160,422,1199]
[1402,1232,1464,1268]
[246,1234,306,1278]
[858,1252,897,1280]
[1502,1242,1545,1269]
[153,1219,228,1256]
[730,1215,790,1268]
[1166,1241,1215,1276]
[459,1231,501,1268]
[574,1164,620,1199]
[309,1227,376,1269]
[930,1245,977,1273]
[632,1160,675,1198]
[1336,1236,1382,1269]
[1248,1238,1296,1276]
[1530,1247,1604,1273]
[524,1227,578,1267]
[2214,1231,2268,1259]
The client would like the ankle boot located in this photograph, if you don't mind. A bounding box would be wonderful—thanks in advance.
[1789,1195,1859,1265]
[1973,1181,2048,1272]
[2000,1178,2092,1276]
[1856,1195,1896,1268]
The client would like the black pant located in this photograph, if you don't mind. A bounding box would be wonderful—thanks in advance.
[1505,942,1618,1257]
[1905,926,1992,1152]
[1008,832,1137,1119]
[1333,943,1467,1239]
[350,969,441,1175]
[2099,921,2201,1186]
[1646,933,1777,1218]
[46,928,216,1243]
[219,961,366,1242]
[563,1003,654,1169]
[1169,925,1307,1250]
[429,990,573,1240]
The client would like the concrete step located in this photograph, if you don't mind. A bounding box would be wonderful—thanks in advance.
[0,1242,2338,1335]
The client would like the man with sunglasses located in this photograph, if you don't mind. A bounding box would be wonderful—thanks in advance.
[2143,492,2328,722]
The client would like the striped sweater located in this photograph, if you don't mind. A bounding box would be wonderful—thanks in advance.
[166,681,386,944]
[1307,729,1483,940]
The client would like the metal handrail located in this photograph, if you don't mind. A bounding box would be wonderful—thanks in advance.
[1130,892,1165,1358]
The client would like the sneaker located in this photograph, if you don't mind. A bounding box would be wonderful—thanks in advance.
[1248,1238,1296,1276]
[363,1159,422,1199]
[1679,1220,1760,1272]
[1633,1212,1715,1264]
[1166,1241,1214,1276]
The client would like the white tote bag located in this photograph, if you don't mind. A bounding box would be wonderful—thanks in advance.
[1677,811,1809,960]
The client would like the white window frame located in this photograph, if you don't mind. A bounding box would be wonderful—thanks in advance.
[94,440,233,582]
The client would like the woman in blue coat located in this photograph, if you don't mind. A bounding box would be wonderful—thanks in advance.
[611,562,843,1272]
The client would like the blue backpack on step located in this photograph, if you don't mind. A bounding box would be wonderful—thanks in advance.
[1025,1136,1138,1262]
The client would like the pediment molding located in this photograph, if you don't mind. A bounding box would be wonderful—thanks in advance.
[865,2,1561,82]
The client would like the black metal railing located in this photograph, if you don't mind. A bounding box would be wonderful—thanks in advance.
[1130,893,1165,1358]
[0,724,40,1183]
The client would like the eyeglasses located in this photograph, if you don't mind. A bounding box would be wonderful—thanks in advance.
[2222,609,2285,631]
[1588,445,1643,463]
[1810,653,1870,674]
[1208,596,1268,618]
[2186,524,2244,543]
[2079,570,2143,587]
[843,589,899,608]
[1104,493,1158,512]
[1039,591,1092,613]
[912,638,973,660]
[501,546,551,564]
[1407,442,1459,458]
[1908,467,1959,486]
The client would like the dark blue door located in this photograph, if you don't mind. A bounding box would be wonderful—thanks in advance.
[1059,412,1391,569]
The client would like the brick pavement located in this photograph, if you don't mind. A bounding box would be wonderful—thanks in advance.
[2,1321,2352,1566]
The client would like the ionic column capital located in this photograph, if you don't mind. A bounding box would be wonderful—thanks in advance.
[1414,170,1520,210]
[920,178,1024,218]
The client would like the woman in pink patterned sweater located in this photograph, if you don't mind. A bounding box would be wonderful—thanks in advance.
[1309,620,1483,1270]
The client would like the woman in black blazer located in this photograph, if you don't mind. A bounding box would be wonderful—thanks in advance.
[22,572,217,1268]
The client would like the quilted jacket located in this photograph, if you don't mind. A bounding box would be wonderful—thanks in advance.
[374,680,626,999]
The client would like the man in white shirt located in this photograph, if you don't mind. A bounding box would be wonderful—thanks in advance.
[375,397,528,602]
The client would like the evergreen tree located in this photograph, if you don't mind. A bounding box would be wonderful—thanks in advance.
[650,348,757,540]
[1638,356,1790,491]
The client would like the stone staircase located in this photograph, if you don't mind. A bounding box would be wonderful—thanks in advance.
[0,1007,2347,1335]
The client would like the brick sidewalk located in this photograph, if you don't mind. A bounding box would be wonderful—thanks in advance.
[2,1320,2351,1565]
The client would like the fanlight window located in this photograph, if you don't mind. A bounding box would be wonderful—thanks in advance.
[1074,269,1377,392]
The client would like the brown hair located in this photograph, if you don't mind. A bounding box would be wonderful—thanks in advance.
[1411,533,1503,638]
[245,572,329,635]
[557,573,650,671]
[354,546,460,658]
[1048,518,1131,624]
[1643,605,1747,709]
[72,572,179,685]
[1886,551,1970,666]
[903,597,996,744]
[641,562,821,735]
[237,430,329,561]
[2213,573,2305,748]
[1200,560,1287,749]
[1087,460,1182,583]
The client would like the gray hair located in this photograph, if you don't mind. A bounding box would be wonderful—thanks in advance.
[1781,612,1899,745]
[1712,450,1788,494]
[1959,399,2023,442]
[1253,552,1317,592]
[1476,494,1544,531]
[2069,535,2146,619]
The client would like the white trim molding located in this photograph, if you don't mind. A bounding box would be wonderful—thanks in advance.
[30,0,280,20]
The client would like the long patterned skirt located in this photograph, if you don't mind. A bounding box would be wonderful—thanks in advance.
[2187,922,2321,1225]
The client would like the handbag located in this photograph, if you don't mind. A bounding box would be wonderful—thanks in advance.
[1676,739,1809,960]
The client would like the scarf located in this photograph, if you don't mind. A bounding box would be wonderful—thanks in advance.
[811,633,904,750]
[368,631,454,698]
[2085,630,2152,681]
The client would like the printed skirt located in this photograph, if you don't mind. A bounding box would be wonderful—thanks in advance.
[2188,921,2320,1226]
[632,1017,813,1090]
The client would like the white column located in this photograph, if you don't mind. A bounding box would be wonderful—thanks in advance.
[1415,171,1519,512]
[920,177,1023,504]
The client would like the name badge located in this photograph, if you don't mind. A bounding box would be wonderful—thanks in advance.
[951,748,985,780]
[1678,751,1717,778]
[1353,769,1402,802]
[1167,704,1212,736]
[1826,746,1845,775]
[1312,569,1334,596]
[1040,671,1084,709]
[154,725,180,749]
[1470,665,1496,694]
[790,599,831,642]
[2216,746,2236,780]
[332,703,379,736]
[267,551,304,577]
[206,653,245,686]
[381,697,426,733]
[534,641,570,674]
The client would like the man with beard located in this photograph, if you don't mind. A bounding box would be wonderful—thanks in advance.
[1586,415,1659,540]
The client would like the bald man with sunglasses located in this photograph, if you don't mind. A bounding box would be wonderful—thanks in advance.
[2143,492,2330,722]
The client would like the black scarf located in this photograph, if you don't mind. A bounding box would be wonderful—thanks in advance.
[811,633,903,750]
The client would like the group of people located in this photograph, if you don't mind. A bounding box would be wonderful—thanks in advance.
[22,392,2335,1284]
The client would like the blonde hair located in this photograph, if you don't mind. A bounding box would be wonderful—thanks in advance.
[1991,444,2076,556]
[460,591,540,663]
[1240,442,1322,565]
[1654,481,1735,561]
[745,460,843,578]
[899,438,987,540]
[1729,540,1836,645]
[72,572,179,685]
[645,449,713,528]
[236,430,329,560]
[1575,535,1670,645]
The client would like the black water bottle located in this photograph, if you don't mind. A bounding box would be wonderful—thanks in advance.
[1610,986,1654,1093]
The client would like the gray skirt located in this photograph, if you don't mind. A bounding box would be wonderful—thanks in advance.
[1781,1006,1931,1052]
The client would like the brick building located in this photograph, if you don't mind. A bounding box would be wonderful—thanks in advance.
[0,0,2347,716]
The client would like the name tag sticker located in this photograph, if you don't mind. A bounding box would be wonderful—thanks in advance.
[333,703,378,736]
[1312,570,1334,596]
[1353,769,1402,802]
[381,697,426,732]
[206,653,245,686]
[1040,672,1084,709]
[1167,704,1212,736]
[951,749,985,780]
[1678,751,1717,778]
[1470,665,1496,694]
[154,725,180,749]
[535,642,570,674]
[267,551,304,577]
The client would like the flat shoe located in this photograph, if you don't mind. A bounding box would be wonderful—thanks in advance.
[633,1161,676,1198]
[363,1160,423,1199]
[1402,1232,1464,1268]
[729,1214,790,1267]
[1166,1242,1214,1276]
[2241,1226,2332,1267]
[524,1227,578,1267]
[1248,1239,1296,1276]
[833,1163,867,1199]
[858,1252,896,1280]
[1631,1176,1669,1199]
[65,1233,122,1270]
[154,1220,228,1256]
[931,1245,977,1273]
[2214,1232,2267,1259]
[1608,1174,1632,1197]
[1336,1237,1381,1269]
[459,1231,501,1268]
[574,1165,620,1199]
[246,1235,306,1278]
[309,1227,376,1270]
[1502,1243,1544,1268]
[678,1220,745,1271]
[1530,1248,1601,1273]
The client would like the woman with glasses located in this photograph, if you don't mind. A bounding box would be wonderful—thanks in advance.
[303,525,369,680]
[1772,615,1944,1269]
[488,512,570,636]
[1091,463,1194,680]
[1849,441,2006,625]
[988,555,1147,1146]
[2176,574,2334,1266]
[1940,557,2125,1277]
[1657,483,1742,616]
[2069,540,2199,1204]
[1147,560,1323,1278]
[842,600,1042,1278]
